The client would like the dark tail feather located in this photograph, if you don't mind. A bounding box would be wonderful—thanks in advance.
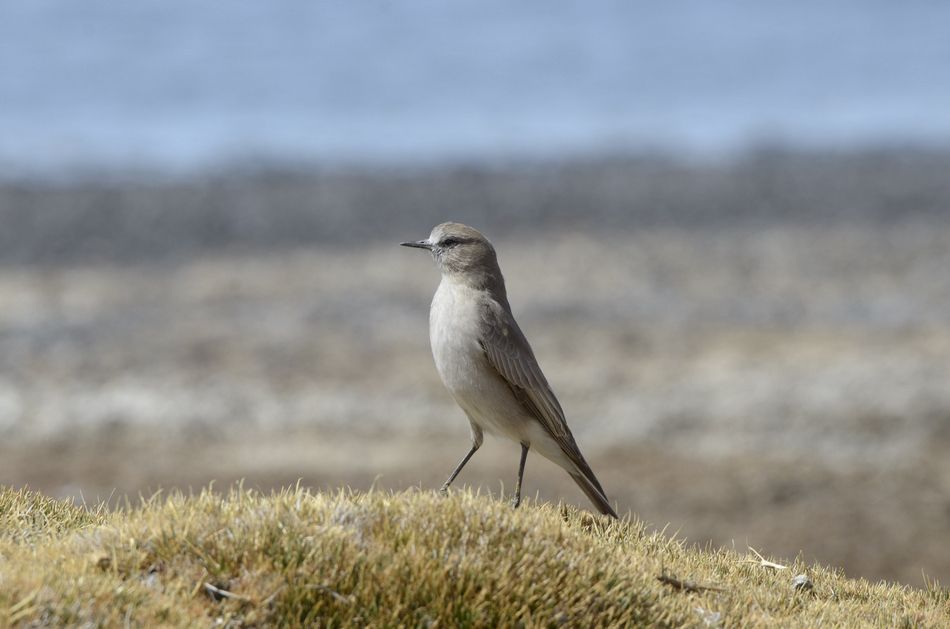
[570,472,618,519]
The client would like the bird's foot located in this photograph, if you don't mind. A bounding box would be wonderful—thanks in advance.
[509,495,522,509]
[438,485,450,497]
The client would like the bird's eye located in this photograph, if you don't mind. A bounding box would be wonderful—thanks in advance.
[440,237,462,247]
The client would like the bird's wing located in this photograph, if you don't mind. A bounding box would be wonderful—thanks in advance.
[479,297,613,514]
[477,299,601,471]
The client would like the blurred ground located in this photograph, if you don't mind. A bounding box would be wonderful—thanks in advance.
[2,150,949,585]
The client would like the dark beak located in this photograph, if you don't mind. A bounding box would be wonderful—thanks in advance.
[400,240,432,250]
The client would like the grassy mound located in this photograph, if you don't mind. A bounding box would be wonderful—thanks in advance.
[0,485,946,627]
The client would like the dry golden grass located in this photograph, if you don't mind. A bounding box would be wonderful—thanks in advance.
[0,485,947,628]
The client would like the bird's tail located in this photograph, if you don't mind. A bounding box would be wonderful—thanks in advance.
[569,470,618,519]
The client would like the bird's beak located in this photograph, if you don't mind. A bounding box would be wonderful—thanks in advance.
[400,239,433,250]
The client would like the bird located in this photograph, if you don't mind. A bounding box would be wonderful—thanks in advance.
[401,222,618,518]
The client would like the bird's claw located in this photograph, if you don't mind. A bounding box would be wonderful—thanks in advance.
[509,496,521,509]
[438,485,449,497]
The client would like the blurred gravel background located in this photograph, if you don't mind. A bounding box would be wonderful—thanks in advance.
[2,150,949,584]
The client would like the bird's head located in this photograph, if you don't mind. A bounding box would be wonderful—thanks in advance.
[401,222,502,281]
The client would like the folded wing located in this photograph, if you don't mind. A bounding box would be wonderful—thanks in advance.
[478,298,614,514]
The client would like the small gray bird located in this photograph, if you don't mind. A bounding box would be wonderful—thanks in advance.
[401,222,618,518]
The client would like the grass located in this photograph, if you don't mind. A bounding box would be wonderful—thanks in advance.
[0,485,947,627]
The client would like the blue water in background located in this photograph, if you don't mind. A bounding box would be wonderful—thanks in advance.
[1,0,949,175]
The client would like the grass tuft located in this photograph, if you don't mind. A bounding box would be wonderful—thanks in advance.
[0,485,947,627]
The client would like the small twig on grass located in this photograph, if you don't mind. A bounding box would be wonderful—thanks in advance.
[7,587,42,624]
[203,582,250,603]
[745,547,788,571]
[307,584,353,605]
[260,585,286,607]
[657,573,727,594]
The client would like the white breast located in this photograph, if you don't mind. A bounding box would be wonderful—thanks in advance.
[429,277,484,393]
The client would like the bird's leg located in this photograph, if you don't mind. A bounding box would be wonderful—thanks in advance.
[510,443,529,508]
[440,443,480,496]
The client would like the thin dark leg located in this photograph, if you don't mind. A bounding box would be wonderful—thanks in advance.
[510,443,530,508]
[440,443,480,495]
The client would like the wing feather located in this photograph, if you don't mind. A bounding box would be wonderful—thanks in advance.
[478,298,612,506]
[478,300,567,437]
